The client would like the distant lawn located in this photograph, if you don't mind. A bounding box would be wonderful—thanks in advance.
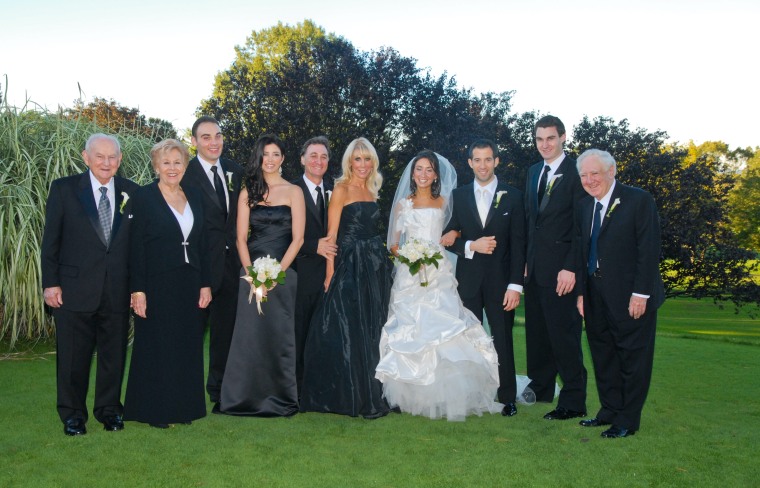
[1,297,758,487]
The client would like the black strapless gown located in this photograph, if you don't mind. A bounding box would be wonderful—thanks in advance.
[300,201,394,418]
[219,205,298,416]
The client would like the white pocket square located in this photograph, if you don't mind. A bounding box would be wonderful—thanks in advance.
[503,211,509,216]
[128,214,134,219]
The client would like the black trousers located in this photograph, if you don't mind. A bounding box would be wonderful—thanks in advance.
[294,288,324,396]
[584,276,656,431]
[54,297,129,423]
[460,283,517,404]
[205,253,240,403]
[524,280,587,410]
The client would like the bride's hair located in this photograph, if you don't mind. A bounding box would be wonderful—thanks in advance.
[335,137,383,198]
[245,134,285,206]
[409,150,442,199]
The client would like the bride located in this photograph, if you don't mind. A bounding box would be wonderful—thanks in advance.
[375,150,533,421]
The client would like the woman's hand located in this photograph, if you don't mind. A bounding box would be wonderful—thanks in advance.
[131,292,147,318]
[198,287,212,309]
[440,230,459,247]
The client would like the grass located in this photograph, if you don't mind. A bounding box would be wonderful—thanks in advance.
[1,297,758,487]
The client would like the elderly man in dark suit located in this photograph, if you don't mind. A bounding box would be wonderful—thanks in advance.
[41,133,139,436]
[443,139,526,417]
[524,116,587,420]
[183,116,243,407]
[575,149,664,438]
[291,136,337,396]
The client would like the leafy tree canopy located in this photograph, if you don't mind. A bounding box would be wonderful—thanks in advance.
[67,97,177,142]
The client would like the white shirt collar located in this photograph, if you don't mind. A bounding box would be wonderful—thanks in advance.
[474,176,498,197]
[89,171,115,195]
[543,152,566,177]
[302,174,323,202]
[197,155,221,175]
[596,180,617,220]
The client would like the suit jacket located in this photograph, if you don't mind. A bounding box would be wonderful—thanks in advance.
[575,182,665,322]
[291,177,331,294]
[128,182,211,293]
[182,157,243,291]
[445,181,526,298]
[41,171,139,313]
[525,156,586,286]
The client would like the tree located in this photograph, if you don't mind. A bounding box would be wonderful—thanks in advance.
[68,97,177,142]
[730,148,760,251]
[571,116,759,311]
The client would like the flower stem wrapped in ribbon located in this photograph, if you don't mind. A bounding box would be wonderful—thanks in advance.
[395,238,443,287]
[242,255,286,314]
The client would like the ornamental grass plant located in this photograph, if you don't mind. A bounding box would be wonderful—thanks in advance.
[0,96,156,346]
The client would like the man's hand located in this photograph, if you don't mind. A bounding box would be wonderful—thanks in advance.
[317,235,337,260]
[198,287,212,309]
[440,230,459,247]
[44,287,63,308]
[628,295,648,319]
[556,270,576,296]
[576,295,584,318]
[470,236,497,254]
[503,290,520,311]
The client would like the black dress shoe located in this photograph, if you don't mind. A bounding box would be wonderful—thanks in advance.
[64,418,86,436]
[601,425,636,438]
[102,415,124,431]
[579,417,611,427]
[211,402,222,414]
[543,407,586,420]
[501,402,517,417]
[149,423,170,429]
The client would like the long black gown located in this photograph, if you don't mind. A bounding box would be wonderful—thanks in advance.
[300,201,394,418]
[219,205,299,416]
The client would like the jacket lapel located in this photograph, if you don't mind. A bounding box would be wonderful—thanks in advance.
[600,184,624,236]
[111,178,127,241]
[464,184,484,230]
[188,158,223,212]
[77,172,108,247]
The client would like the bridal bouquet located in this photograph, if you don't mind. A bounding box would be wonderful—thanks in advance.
[242,255,286,314]
[396,238,443,287]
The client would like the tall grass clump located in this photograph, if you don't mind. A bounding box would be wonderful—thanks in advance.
[0,95,159,347]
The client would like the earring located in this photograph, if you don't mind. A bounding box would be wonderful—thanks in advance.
[279,167,283,175]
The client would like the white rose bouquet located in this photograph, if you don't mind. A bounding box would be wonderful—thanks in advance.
[242,255,286,314]
[396,238,443,287]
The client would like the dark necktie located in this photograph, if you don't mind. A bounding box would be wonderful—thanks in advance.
[315,186,326,227]
[588,201,603,275]
[210,165,228,221]
[537,164,550,205]
[98,186,112,245]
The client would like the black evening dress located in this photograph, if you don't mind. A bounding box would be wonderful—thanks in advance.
[300,201,394,418]
[123,184,207,425]
[219,205,299,416]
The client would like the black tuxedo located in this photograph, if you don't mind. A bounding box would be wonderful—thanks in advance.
[182,156,243,402]
[575,182,664,431]
[445,181,526,403]
[523,156,587,410]
[291,176,331,393]
[41,171,138,423]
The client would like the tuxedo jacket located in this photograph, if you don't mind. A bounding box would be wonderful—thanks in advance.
[182,157,243,291]
[575,182,665,322]
[41,171,139,313]
[445,182,526,299]
[291,177,331,294]
[525,156,586,287]
[128,182,211,292]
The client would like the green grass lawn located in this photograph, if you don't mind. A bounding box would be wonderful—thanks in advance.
[1,297,758,487]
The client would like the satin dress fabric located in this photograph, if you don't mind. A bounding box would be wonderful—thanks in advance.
[375,203,505,421]
[220,205,299,416]
[300,201,393,418]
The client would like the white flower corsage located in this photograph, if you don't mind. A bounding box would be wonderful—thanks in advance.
[493,190,508,208]
[120,192,129,214]
[606,198,621,218]
[325,190,332,206]
[226,171,234,192]
[545,174,562,197]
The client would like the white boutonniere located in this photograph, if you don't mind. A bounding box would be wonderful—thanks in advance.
[120,192,129,214]
[493,190,508,208]
[545,174,562,197]
[325,190,332,206]
[226,171,234,192]
[606,198,621,218]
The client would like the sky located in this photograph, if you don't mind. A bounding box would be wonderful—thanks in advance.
[2,0,757,149]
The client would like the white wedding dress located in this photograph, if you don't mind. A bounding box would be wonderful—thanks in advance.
[376,202,532,421]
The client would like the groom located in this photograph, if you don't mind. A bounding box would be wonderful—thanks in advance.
[444,139,526,416]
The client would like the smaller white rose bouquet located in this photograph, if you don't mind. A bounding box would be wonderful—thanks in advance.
[242,255,286,314]
[396,238,443,287]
